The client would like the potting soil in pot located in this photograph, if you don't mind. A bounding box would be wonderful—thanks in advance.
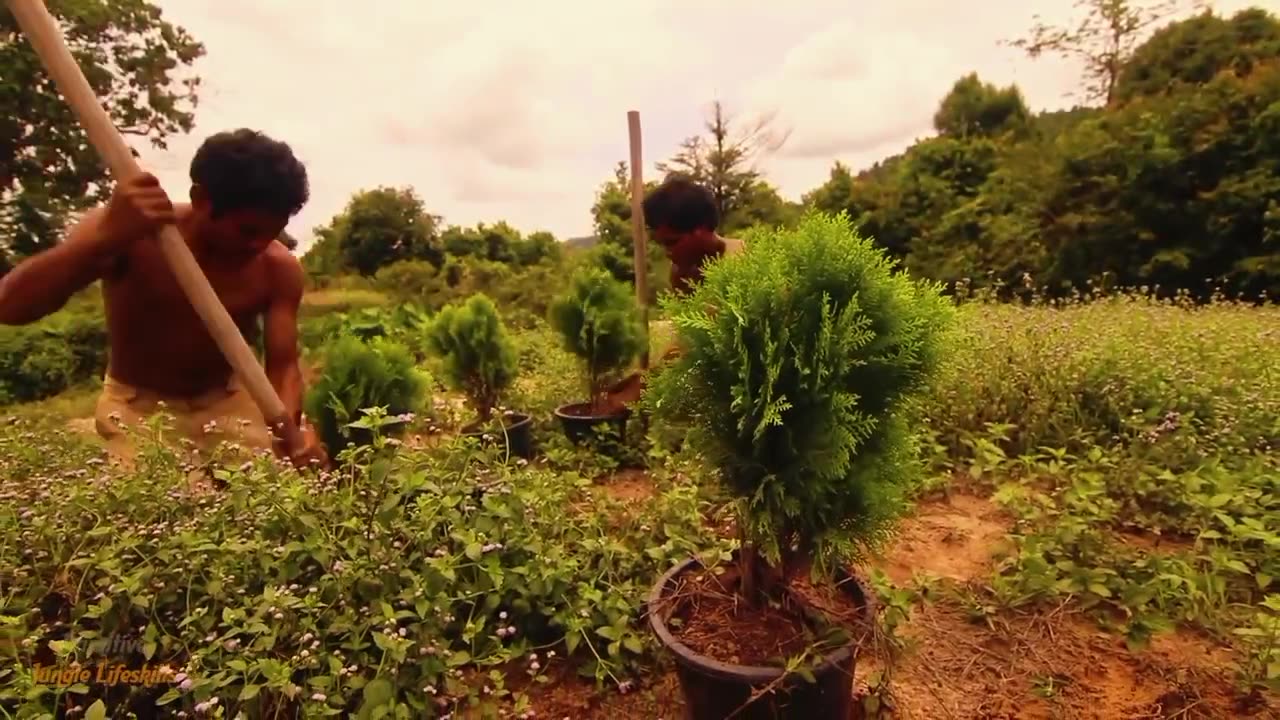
[668,567,864,667]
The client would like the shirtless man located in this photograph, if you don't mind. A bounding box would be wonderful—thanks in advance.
[601,177,745,408]
[642,176,745,298]
[0,128,325,470]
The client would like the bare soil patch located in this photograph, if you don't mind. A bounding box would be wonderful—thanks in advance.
[862,601,1265,719]
[881,491,1012,585]
[594,468,657,504]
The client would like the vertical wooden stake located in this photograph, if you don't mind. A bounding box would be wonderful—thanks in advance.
[627,110,650,372]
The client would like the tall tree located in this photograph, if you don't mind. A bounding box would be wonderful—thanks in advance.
[327,186,443,277]
[933,73,1032,138]
[1,0,205,265]
[588,161,667,293]
[1006,0,1200,104]
[656,101,795,233]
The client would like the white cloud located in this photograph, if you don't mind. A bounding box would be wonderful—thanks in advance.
[122,0,1254,250]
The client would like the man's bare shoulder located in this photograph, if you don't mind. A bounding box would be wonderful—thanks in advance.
[722,237,745,255]
[261,242,304,299]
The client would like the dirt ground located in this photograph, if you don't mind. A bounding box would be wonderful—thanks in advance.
[516,489,1278,720]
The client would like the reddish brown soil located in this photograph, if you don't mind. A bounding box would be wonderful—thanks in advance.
[512,488,1277,719]
[664,567,818,667]
[882,491,1012,585]
[595,468,657,504]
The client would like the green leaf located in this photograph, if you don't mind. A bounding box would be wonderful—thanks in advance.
[1087,583,1112,598]
[623,636,644,654]
[465,543,483,562]
[447,650,471,667]
[226,659,248,672]
[86,700,107,720]
[1257,573,1273,590]
[240,684,262,701]
[595,626,619,641]
[67,684,90,694]
[363,678,394,707]
[1207,494,1232,508]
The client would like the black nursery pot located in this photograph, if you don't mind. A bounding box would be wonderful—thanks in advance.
[648,557,875,720]
[461,411,534,459]
[553,403,630,445]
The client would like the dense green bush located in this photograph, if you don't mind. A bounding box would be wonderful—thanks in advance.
[425,294,519,426]
[299,304,432,361]
[546,268,644,411]
[303,335,430,455]
[0,306,107,405]
[372,259,448,303]
[647,210,955,588]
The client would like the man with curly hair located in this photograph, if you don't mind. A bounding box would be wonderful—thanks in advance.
[600,176,746,410]
[0,128,326,472]
[642,175,745,297]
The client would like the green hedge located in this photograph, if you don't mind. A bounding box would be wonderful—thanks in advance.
[0,308,107,406]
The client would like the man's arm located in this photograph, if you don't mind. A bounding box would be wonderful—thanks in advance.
[0,208,120,325]
[262,252,307,427]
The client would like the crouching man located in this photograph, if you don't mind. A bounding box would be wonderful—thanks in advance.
[601,177,746,409]
[0,128,326,471]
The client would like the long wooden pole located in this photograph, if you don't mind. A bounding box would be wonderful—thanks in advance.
[6,0,304,453]
[626,111,650,372]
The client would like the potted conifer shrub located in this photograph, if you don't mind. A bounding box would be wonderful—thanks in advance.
[644,211,954,719]
[546,267,645,444]
[425,293,532,459]
[304,334,430,457]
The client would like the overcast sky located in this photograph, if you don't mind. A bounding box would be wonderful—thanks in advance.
[133,0,1256,250]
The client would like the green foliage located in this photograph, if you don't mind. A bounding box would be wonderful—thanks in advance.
[0,413,719,717]
[425,294,519,424]
[322,186,444,277]
[1,0,204,264]
[587,161,668,292]
[439,222,560,267]
[1,283,1277,713]
[0,301,106,405]
[546,268,644,408]
[933,72,1032,138]
[299,303,431,364]
[1114,7,1280,103]
[803,6,1280,298]
[646,210,955,582]
[303,335,429,454]
[917,290,1278,695]
[372,260,448,302]
[922,291,1280,475]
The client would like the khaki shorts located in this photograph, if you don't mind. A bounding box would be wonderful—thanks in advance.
[94,375,274,469]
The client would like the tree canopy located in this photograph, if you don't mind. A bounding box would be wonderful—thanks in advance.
[801,4,1280,298]
[1,0,205,266]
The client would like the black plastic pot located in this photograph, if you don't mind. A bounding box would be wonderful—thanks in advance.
[461,412,534,459]
[648,557,875,720]
[553,403,630,445]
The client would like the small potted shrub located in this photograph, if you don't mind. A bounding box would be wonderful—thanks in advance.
[644,211,954,719]
[546,267,645,444]
[425,293,532,458]
[304,334,430,458]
